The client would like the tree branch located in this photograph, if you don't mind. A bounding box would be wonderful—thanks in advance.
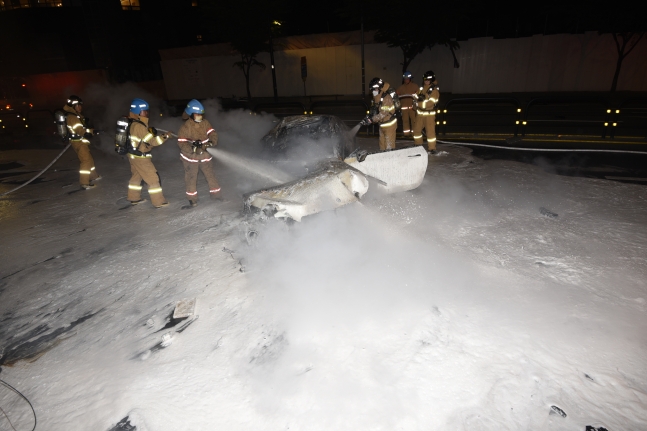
[623,31,646,58]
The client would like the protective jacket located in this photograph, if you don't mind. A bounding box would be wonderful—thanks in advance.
[64,105,99,186]
[415,83,440,113]
[126,113,169,207]
[127,113,169,158]
[413,81,440,150]
[396,81,419,110]
[64,105,91,144]
[177,119,218,162]
[370,82,396,124]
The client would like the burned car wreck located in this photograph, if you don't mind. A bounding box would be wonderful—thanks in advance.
[210,115,428,222]
[260,114,357,160]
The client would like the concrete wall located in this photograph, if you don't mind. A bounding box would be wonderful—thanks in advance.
[160,32,647,100]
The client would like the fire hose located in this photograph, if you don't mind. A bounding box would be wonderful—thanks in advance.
[438,140,647,155]
[0,143,71,198]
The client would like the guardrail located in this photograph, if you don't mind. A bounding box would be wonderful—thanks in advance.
[521,98,611,138]
[611,98,647,139]
[439,98,522,136]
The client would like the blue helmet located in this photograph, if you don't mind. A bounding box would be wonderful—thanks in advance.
[403,71,413,79]
[130,98,149,115]
[185,99,205,115]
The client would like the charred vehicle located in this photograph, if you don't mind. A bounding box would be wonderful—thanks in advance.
[260,115,357,161]
[210,115,428,222]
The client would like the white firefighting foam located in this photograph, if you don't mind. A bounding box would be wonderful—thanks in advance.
[0,98,646,431]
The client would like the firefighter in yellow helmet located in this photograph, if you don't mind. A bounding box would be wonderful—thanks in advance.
[361,77,397,151]
[413,70,440,153]
[396,71,418,138]
[63,95,100,189]
[176,99,221,207]
[125,98,171,208]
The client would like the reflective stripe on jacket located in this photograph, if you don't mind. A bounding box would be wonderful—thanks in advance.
[371,82,395,124]
[396,82,419,108]
[177,119,218,161]
[63,105,90,143]
[128,113,168,156]
[416,83,440,112]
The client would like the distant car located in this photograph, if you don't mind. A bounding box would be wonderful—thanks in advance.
[261,115,357,160]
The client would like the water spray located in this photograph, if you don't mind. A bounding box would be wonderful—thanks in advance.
[206,147,294,185]
[349,123,362,138]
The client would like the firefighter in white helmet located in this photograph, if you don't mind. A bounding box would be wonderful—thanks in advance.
[63,95,100,189]
[361,77,398,151]
[413,70,440,153]
[396,71,418,138]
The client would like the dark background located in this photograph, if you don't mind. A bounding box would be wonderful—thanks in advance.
[1,0,644,82]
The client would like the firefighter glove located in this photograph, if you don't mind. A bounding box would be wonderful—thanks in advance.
[83,132,93,140]
[360,117,372,126]
[192,140,203,152]
[148,127,158,136]
[417,94,426,101]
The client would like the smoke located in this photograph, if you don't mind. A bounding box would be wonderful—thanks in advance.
[75,84,355,196]
[76,83,285,194]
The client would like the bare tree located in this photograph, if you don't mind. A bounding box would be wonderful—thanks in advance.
[233,53,267,100]
[608,32,645,92]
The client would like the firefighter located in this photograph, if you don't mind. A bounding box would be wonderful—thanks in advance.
[361,77,397,151]
[63,95,100,189]
[176,99,220,207]
[413,70,440,153]
[126,98,172,208]
[396,71,418,138]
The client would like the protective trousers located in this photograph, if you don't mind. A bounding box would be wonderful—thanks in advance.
[182,158,220,202]
[413,112,437,150]
[127,157,166,207]
[379,119,398,151]
[400,108,416,136]
[71,141,98,186]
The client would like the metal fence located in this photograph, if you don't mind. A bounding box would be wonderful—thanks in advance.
[612,98,647,139]
[520,98,611,137]
[437,96,647,140]
[439,98,522,136]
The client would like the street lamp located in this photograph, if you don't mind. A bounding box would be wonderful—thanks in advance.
[269,20,281,103]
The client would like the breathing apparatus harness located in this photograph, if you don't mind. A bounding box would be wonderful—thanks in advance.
[416,83,439,110]
[367,87,402,123]
[381,87,401,119]
[114,116,148,156]
[53,110,88,142]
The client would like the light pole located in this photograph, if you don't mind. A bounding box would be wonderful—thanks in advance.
[361,8,365,97]
[269,21,280,103]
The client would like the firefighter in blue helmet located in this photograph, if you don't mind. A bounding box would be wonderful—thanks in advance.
[176,99,220,207]
[125,98,172,207]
